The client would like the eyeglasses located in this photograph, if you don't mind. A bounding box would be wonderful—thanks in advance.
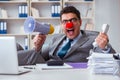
[61,18,79,24]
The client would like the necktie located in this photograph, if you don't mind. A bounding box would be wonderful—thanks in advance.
[57,39,73,59]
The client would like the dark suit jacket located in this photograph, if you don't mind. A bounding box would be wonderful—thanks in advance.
[18,30,116,65]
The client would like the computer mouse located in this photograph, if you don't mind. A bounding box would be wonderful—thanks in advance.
[47,59,64,66]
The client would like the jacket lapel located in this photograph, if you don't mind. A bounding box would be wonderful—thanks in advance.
[64,32,89,58]
[49,35,66,56]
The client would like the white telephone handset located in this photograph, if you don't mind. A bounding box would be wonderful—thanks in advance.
[93,24,109,47]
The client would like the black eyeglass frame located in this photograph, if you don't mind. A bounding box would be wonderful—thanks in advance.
[61,18,79,24]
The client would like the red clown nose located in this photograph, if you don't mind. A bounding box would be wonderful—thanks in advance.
[65,22,73,29]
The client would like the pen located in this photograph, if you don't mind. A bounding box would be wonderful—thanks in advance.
[24,66,35,69]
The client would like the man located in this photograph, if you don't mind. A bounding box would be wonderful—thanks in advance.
[18,6,115,65]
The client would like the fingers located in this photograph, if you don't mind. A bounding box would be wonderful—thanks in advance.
[33,34,46,51]
[95,32,109,49]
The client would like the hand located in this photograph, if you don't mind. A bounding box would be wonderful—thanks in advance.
[33,34,46,52]
[95,32,109,49]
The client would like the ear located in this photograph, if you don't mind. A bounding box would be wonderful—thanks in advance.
[79,19,82,26]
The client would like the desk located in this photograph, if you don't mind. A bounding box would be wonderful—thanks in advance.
[0,64,120,80]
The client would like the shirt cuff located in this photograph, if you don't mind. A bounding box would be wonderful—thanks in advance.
[102,46,111,53]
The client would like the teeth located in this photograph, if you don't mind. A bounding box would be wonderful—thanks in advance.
[67,28,74,30]
[67,28,74,32]
[68,29,73,31]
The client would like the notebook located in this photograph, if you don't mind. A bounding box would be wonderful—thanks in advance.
[0,36,30,75]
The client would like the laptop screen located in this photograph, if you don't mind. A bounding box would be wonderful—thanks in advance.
[0,36,19,74]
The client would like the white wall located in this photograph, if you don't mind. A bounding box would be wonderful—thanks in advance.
[95,0,120,52]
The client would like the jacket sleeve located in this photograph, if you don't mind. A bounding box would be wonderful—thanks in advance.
[17,35,53,65]
[18,49,45,66]
[94,43,116,53]
[16,43,24,51]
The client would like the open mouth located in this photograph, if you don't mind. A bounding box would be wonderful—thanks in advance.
[67,28,74,34]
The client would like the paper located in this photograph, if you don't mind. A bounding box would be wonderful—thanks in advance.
[88,52,114,74]
[67,63,88,69]
[36,63,73,70]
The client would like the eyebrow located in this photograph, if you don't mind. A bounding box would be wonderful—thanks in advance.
[62,17,78,21]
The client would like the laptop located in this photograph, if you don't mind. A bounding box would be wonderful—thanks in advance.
[0,36,30,75]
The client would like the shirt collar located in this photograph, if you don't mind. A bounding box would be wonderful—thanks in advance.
[66,31,82,44]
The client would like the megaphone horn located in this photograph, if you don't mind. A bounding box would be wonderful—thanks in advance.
[24,16,54,34]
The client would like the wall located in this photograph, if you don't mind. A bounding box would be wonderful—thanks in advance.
[95,0,120,52]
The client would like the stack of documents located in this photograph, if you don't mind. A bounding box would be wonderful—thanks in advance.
[87,52,114,74]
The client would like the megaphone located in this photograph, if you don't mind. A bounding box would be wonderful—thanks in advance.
[24,16,54,34]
